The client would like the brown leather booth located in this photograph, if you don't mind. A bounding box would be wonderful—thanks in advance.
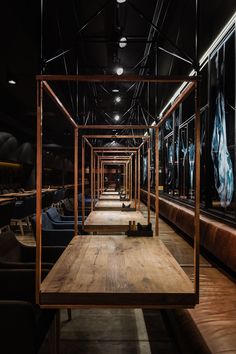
[140,189,236,273]
[140,189,236,354]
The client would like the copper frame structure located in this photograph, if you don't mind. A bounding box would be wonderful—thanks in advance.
[95,151,138,208]
[84,136,149,217]
[36,74,200,307]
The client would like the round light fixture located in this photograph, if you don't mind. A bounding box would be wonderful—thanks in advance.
[117,0,126,3]
[8,79,16,85]
[115,96,121,103]
[116,67,123,75]
[112,89,119,93]
[114,114,120,121]
[119,37,127,48]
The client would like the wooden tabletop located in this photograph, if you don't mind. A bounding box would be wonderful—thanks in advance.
[84,210,146,232]
[95,200,135,211]
[102,191,119,195]
[1,189,57,199]
[0,192,36,198]
[99,194,121,200]
[0,197,15,204]
[40,236,196,308]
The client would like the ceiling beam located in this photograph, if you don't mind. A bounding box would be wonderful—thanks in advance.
[42,81,77,128]
[77,124,153,129]
[36,75,198,83]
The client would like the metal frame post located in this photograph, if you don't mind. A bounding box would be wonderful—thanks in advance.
[155,128,159,236]
[74,128,78,236]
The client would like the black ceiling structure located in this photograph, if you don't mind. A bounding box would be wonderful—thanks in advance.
[1,0,236,144]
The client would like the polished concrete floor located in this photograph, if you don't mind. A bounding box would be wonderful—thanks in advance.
[39,308,179,354]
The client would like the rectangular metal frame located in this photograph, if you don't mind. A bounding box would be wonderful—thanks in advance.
[36,74,200,307]
[83,136,150,219]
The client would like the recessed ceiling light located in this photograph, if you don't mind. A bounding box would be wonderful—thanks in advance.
[117,0,126,3]
[119,37,127,48]
[8,79,16,85]
[112,89,119,93]
[114,114,120,121]
[116,67,123,75]
[115,96,121,103]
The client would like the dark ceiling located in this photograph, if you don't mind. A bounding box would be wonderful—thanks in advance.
[0,0,236,145]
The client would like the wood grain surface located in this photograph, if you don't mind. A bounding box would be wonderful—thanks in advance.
[40,236,195,308]
[95,200,135,210]
[99,194,121,200]
[0,197,15,204]
[0,192,36,198]
[102,191,119,195]
[84,210,147,231]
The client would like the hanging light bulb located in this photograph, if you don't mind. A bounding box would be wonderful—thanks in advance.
[115,96,121,103]
[114,114,120,121]
[119,37,127,48]
[117,0,126,3]
[116,67,123,75]
[8,79,16,85]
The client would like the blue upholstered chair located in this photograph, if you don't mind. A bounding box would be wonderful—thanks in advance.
[46,207,83,223]
[42,191,54,210]
[11,196,35,235]
[0,230,65,270]
[52,189,65,207]
[31,213,75,246]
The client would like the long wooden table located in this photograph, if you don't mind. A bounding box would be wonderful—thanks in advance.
[1,191,36,198]
[40,236,196,308]
[0,189,57,199]
[95,200,135,211]
[99,194,121,200]
[84,210,146,232]
[0,197,15,204]
[102,191,119,195]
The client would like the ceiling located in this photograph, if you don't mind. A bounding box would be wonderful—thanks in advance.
[0,0,236,146]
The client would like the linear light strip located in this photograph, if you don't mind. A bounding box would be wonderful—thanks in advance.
[159,11,236,118]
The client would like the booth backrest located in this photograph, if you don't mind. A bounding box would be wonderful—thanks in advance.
[140,189,236,273]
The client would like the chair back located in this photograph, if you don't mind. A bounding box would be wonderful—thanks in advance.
[42,191,54,209]
[46,207,61,222]
[12,197,35,219]
[0,201,16,229]
[52,189,64,204]
[31,212,54,239]
[41,213,54,229]
[0,231,21,263]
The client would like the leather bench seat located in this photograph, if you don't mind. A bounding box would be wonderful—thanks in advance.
[140,189,236,353]
[140,189,236,273]
[173,267,236,354]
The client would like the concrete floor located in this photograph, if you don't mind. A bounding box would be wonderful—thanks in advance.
[40,308,179,354]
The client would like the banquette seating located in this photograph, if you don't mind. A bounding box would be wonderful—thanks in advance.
[141,189,236,354]
[140,189,236,273]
